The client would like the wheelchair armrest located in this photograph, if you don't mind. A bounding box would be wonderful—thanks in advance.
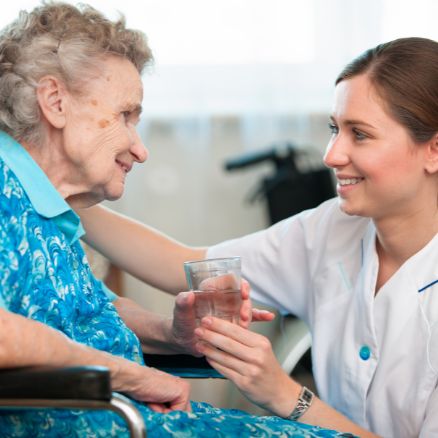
[0,366,112,401]
[143,354,223,378]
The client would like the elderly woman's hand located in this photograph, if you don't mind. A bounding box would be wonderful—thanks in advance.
[170,280,275,355]
[170,291,202,356]
[113,360,192,413]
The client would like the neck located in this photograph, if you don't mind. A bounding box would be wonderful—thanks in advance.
[21,134,95,206]
[374,207,438,266]
[66,192,104,209]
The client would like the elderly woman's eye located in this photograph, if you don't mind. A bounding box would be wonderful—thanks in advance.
[122,111,131,119]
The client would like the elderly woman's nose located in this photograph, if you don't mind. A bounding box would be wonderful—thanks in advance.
[130,130,149,163]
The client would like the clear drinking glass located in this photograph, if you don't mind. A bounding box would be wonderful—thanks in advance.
[184,257,241,324]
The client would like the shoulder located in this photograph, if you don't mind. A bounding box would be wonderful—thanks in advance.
[0,158,39,243]
[280,198,370,250]
[211,198,370,255]
[0,158,27,214]
[0,157,54,265]
[284,198,371,282]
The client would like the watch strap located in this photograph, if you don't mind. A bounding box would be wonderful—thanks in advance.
[287,386,314,421]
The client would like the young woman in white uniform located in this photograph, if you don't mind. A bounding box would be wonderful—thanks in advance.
[79,37,438,437]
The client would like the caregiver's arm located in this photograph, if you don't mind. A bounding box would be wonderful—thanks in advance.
[79,204,206,294]
[80,206,274,327]
[0,308,191,413]
[195,317,379,438]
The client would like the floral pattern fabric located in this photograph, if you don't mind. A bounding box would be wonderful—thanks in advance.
[0,155,352,437]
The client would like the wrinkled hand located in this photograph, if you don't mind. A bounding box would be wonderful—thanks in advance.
[115,362,192,414]
[194,316,295,417]
[170,291,201,356]
[170,279,275,356]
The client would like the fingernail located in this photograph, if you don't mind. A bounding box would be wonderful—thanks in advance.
[194,328,203,337]
[202,317,212,326]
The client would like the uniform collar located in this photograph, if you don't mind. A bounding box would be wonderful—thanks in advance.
[0,131,84,243]
[364,221,438,295]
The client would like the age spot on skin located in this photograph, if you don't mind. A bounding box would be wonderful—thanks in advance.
[98,119,110,128]
[91,99,98,106]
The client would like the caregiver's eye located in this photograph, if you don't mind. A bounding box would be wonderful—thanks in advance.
[328,122,338,135]
[352,128,368,141]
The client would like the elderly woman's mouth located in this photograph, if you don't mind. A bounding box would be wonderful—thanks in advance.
[116,159,132,173]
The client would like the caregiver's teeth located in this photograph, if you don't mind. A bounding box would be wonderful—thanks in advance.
[339,178,362,186]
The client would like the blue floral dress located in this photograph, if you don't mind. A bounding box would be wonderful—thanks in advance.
[0,132,353,437]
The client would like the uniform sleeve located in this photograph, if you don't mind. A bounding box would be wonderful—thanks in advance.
[207,198,351,324]
[208,213,312,321]
[419,386,438,437]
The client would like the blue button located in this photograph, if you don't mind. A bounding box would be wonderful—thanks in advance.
[359,345,371,361]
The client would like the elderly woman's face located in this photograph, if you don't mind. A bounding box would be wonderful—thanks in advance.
[63,56,147,202]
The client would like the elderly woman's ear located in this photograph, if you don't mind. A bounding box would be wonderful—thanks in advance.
[36,76,68,129]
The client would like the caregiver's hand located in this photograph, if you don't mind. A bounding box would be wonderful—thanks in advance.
[194,316,296,417]
[171,279,275,353]
[238,279,275,328]
[196,276,274,328]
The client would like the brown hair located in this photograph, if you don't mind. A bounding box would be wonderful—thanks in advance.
[0,1,153,144]
[336,37,438,143]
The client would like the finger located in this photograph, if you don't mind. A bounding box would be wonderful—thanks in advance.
[173,291,197,331]
[252,309,276,322]
[205,357,243,383]
[196,339,250,375]
[199,316,262,348]
[195,323,262,362]
[175,291,195,313]
[239,298,252,328]
[147,403,167,413]
[169,398,191,412]
[240,279,250,300]
[196,329,254,363]
[173,292,203,356]
[239,280,252,327]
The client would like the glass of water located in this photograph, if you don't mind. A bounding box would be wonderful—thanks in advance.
[184,257,241,324]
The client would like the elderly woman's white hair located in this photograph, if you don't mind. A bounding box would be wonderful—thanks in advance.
[0,1,153,145]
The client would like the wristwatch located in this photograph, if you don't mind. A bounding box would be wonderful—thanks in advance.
[287,386,314,421]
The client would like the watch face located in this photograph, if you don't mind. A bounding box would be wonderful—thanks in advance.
[302,387,314,404]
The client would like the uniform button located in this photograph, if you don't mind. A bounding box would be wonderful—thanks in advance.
[359,345,371,361]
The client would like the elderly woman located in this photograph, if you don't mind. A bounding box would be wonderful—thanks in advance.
[80,37,438,438]
[0,2,348,437]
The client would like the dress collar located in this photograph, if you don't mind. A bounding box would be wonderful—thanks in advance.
[0,131,84,243]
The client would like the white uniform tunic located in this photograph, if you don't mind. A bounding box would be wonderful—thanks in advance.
[207,198,438,438]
